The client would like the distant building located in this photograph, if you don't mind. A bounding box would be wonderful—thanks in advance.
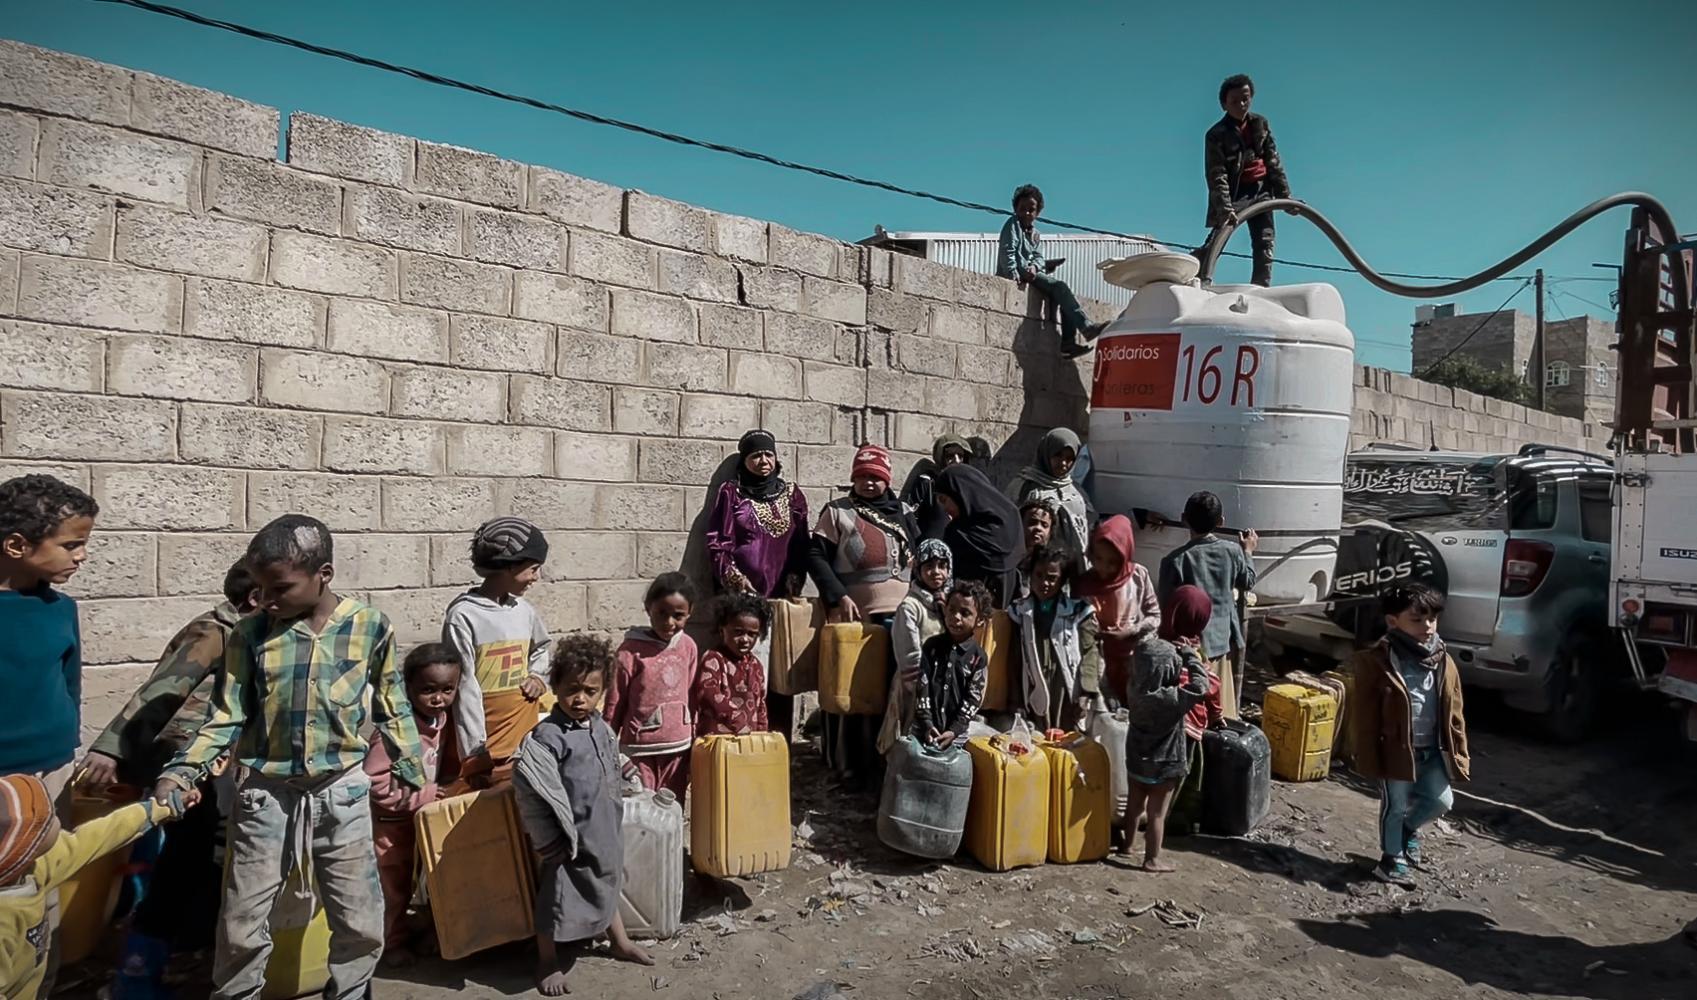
[859,228,1165,307]
[1411,305,1617,430]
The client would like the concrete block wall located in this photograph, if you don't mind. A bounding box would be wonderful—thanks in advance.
[0,42,1103,736]
[1349,365,1597,455]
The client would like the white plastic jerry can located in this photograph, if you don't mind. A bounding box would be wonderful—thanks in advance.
[619,786,684,940]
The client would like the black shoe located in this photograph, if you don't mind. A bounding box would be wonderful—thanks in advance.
[1082,321,1107,342]
[1061,339,1091,359]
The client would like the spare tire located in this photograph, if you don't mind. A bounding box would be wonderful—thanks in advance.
[1326,521,1449,644]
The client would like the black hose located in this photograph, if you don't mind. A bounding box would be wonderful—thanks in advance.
[1196,193,1682,302]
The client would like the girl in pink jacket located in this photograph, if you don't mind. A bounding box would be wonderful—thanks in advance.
[604,573,698,797]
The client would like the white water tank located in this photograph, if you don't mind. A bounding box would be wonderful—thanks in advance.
[1088,270,1355,604]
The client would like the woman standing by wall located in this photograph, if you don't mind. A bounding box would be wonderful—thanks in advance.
[934,464,1024,609]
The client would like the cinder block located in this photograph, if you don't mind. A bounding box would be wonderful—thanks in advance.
[923,375,977,419]
[738,265,803,312]
[509,374,612,431]
[893,412,953,453]
[94,465,243,530]
[0,248,16,314]
[594,483,686,530]
[0,391,172,461]
[326,299,448,362]
[611,288,696,344]
[0,460,89,490]
[426,534,476,587]
[625,191,709,253]
[985,313,1042,351]
[956,345,1012,386]
[612,386,681,435]
[893,334,956,377]
[400,253,512,315]
[929,303,986,345]
[414,140,523,209]
[646,342,727,392]
[17,257,183,334]
[0,175,114,258]
[109,334,255,403]
[795,444,859,489]
[179,402,321,470]
[62,531,156,600]
[390,366,507,423]
[286,112,413,186]
[269,231,396,298]
[153,533,252,597]
[769,225,838,278]
[260,348,388,413]
[186,278,323,349]
[638,437,730,485]
[0,40,132,126]
[680,393,758,439]
[761,400,835,445]
[334,533,432,591]
[133,72,278,159]
[657,250,738,303]
[954,270,1006,311]
[322,416,443,475]
[513,271,609,332]
[766,312,842,360]
[380,476,497,532]
[699,303,763,351]
[712,213,768,263]
[36,120,194,207]
[446,424,551,477]
[554,432,637,482]
[451,314,552,374]
[466,207,567,271]
[636,532,688,578]
[729,352,802,399]
[248,470,381,530]
[975,383,1023,425]
[114,203,267,282]
[803,360,866,407]
[528,581,588,633]
[80,597,224,666]
[542,532,638,581]
[557,328,642,384]
[506,479,598,530]
[585,579,653,632]
[526,166,622,233]
[0,321,105,392]
[866,288,925,334]
[893,255,955,301]
[342,185,460,256]
[862,247,893,289]
[360,586,468,645]
[570,230,656,289]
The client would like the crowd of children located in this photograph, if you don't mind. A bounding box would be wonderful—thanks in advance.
[0,399,1474,997]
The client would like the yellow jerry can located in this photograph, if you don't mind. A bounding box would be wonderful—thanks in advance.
[689,733,791,878]
[768,598,824,696]
[963,735,1049,872]
[817,622,890,715]
[1320,668,1356,765]
[57,791,136,966]
[259,869,332,1000]
[416,785,536,960]
[1042,734,1112,864]
[1260,683,1337,782]
[975,610,1014,711]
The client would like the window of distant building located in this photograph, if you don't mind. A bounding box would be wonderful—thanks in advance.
[1544,360,1571,388]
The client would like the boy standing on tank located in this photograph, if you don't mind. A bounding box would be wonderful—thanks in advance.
[156,515,425,1000]
[1202,73,1294,287]
[1349,583,1470,886]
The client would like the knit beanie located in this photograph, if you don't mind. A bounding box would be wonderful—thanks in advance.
[738,429,777,457]
[851,444,893,486]
[470,517,550,571]
[0,774,53,886]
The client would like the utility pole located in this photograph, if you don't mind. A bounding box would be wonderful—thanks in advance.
[1533,268,1546,410]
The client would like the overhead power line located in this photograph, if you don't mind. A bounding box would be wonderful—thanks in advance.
[96,0,1581,286]
[1415,277,1534,379]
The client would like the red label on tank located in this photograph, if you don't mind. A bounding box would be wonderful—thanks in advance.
[1091,333,1181,410]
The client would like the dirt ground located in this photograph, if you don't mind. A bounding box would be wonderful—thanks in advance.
[63,666,1697,1000]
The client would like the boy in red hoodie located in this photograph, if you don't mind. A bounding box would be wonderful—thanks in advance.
[605,574,698,796]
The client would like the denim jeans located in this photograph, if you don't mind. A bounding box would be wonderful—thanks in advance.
[214,766,384,1000]
[1378,747,1453,860]
[1027,272,1090,341]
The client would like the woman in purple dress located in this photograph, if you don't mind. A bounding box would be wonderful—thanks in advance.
[705,429,810,733]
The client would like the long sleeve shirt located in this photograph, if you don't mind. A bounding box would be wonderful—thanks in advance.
[163,597,425,790]
[0,586,81,776]
[604,629,698,757]
[1,799,172,1000]
[1157,535,1258,661]
[90,601,242,783]
[1204,112,1291,227]
[913,634,989,738]
[692,650,769,736]
[442,590,551,761]
[365,709,460,818]
[997,216,1043,280]
[704,480,810,598]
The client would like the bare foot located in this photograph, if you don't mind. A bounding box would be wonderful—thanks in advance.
[1141,859,1176,873]
[608,938,654,967]
[535,962,571,996]
[381,947,417,969]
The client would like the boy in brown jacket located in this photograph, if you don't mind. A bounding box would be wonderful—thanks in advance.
[1349,583,1470,885]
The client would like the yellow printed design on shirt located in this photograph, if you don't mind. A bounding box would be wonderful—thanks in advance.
[475,639,531,692]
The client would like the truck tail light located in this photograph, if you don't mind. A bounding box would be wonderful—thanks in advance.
[1502,540,1555,597]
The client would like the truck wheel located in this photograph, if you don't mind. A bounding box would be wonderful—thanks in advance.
[1541,639,1598,743]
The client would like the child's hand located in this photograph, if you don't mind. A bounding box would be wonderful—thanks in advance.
[935,730,957,750]
[77,751,120,792]
[520,676,546,701]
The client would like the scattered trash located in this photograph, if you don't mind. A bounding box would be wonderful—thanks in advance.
[916,932,986,964]
[701,913,741,937]
[650,975,670,991]
[1125,900,1204,930]
[792,982,854,1000]
[915,902,944,918]
[795,818,817,842]
[1071,929,1102,945]
[755,909,779,923]
[999,930,1058,958]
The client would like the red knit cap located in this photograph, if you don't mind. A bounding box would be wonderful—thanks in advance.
[0,774,53,886]
[851,444,893,485]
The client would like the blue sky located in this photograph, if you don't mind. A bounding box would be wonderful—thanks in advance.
[5,0,1693,370]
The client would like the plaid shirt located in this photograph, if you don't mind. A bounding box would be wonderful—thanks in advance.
[164,597,425,789]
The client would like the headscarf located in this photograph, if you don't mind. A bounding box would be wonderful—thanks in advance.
[736,429,786,502]
[0,774,53,886]
[1073,515,1135,600]
[470,517,549,570]
[916,537,953,573]
[931,434,972,469]
[1013,429,1094,557]
[935,464,1023,577]
[1018,428,1083,491]
[1159,585,1213,643]
[847,447,919,567]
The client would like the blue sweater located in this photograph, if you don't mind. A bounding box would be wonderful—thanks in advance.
[0,586,83,774]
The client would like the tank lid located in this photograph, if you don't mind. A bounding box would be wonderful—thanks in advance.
[1099,252,1200,291]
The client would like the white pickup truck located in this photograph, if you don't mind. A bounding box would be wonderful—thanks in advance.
[1613,449,1697,738]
